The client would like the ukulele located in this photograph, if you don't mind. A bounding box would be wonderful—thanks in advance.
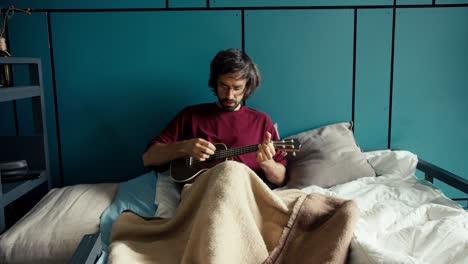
[170,139,301,183]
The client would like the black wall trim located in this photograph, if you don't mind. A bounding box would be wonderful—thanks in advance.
[352,8,357,125]
[207,0,210,8]
[388,5,396,149]
[47,12,65,187]
[241,9,246,107]
[30,4,468,12]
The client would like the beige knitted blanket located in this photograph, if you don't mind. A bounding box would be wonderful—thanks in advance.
[108,161,358,264]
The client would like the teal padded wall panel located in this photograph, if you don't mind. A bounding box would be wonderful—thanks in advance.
[393,7,468,200]
[170,0,206,8]
[354,9,393,151]
[245,10,354,137]
[15,98,34,136]
[8,12,61,187]
[6,0,165,9]
[12,63,34,136]
[438,0,468,3]
[212,0,392,7]
[51,11,241,185]
[396,0,432,4]
[0,102,15,136]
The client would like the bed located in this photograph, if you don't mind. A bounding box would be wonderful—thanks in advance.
[0,122,467,263]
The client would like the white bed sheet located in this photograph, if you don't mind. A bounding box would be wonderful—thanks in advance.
[299,150,468,264]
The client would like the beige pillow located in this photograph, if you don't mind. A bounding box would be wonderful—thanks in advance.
[285,121,376,189]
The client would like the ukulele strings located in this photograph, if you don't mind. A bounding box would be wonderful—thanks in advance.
[190,144,259,164]
[189,142,290,164]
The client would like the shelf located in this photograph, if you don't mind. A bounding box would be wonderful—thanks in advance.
[0,57,40,64]
[1,170,48,206]
[0,86,41,102]
[0,57,48,233]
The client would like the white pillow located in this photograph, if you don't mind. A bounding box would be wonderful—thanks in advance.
[154,170,180,218]
[364,150,418,177]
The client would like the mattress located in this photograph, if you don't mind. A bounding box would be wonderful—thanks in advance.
[0,183,118,264]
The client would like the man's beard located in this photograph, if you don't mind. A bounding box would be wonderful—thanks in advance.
[218,98,241,112]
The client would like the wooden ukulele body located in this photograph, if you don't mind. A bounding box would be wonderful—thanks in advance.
[170,143,228,183]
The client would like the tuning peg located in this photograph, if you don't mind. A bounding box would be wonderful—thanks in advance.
[283,152,288,157]
[292,152,296,157]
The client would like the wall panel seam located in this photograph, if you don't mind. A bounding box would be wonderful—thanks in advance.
[46,12,65,187]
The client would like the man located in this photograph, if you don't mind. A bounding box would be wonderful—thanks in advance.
[109,49,357,262]
[143,48,286,187]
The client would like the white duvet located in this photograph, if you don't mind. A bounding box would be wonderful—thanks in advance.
[300,150,468,264]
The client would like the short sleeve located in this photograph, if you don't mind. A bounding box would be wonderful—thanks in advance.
[144,108,190,172]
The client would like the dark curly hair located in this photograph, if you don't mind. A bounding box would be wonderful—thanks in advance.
[208,48,261,100]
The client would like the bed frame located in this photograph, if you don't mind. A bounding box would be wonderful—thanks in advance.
[417,159,468,195]
[70,233,102,264]
[70,158,468,263]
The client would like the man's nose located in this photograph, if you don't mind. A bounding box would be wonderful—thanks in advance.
[227,88,236,97]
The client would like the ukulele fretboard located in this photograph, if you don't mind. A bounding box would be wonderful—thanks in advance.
[208,144,259,160]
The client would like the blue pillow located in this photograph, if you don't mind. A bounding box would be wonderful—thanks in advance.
[98,171,157,262]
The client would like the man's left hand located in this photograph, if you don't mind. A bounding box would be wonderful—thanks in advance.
[256,131,276,164]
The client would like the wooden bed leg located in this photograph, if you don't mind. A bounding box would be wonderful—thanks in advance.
[70,233,102,264]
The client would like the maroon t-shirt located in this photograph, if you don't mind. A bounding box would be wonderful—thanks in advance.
[148,103,287,185]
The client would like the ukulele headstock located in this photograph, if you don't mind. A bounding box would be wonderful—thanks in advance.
[272,139,301,157]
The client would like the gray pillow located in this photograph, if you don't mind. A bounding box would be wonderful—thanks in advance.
[285,121,376,189]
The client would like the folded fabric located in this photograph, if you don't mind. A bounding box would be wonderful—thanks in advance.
[98,171,157,263]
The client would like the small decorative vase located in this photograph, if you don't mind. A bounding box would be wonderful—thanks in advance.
[0,36,12,88]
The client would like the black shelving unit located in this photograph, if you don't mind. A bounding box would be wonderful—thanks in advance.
[0,57,50,232]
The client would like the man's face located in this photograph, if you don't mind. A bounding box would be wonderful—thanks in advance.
[216,73,247,112]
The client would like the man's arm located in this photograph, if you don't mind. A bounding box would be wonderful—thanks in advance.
[259,159,286,186]
[256,131,286,186]
[143,139,216,167]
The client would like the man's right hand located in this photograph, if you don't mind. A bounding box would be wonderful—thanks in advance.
[143,138,216,167]
[183,138,216,161]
